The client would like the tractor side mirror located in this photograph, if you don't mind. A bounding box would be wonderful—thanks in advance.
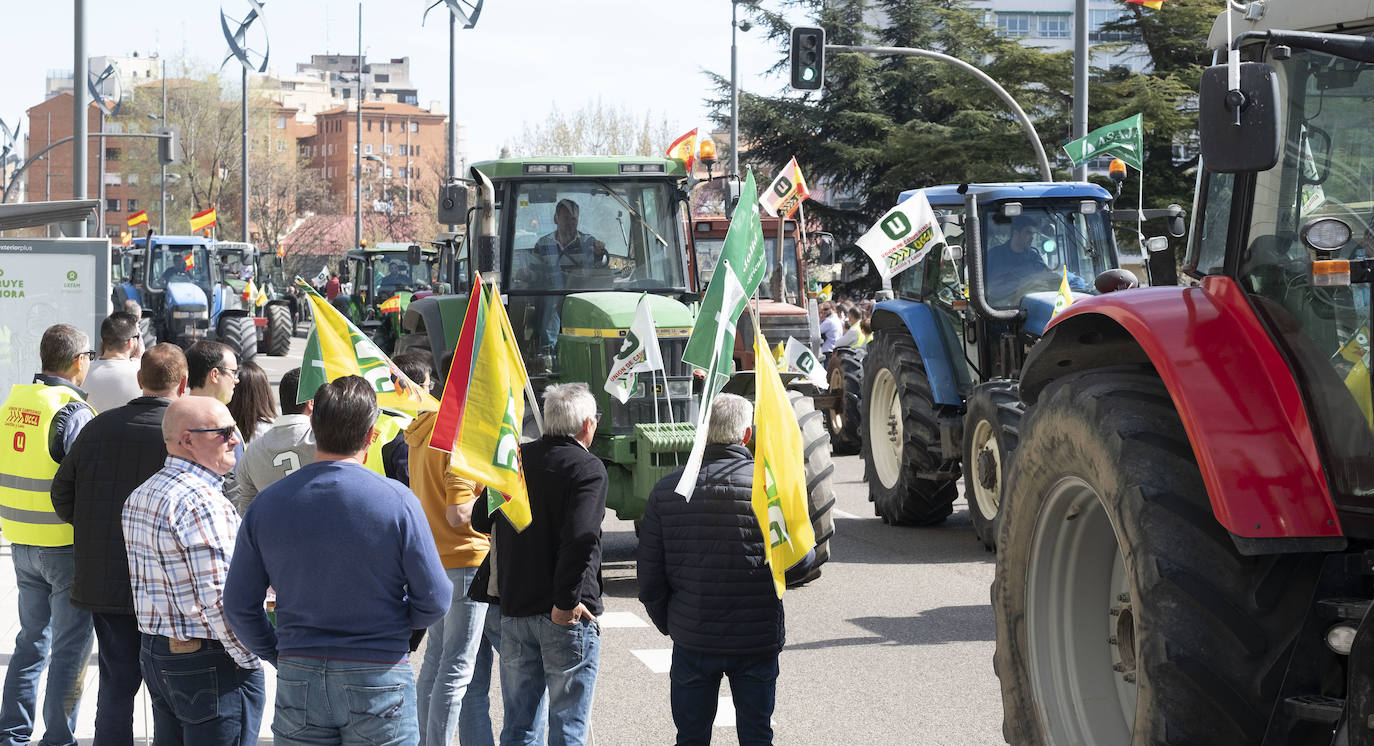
[1199,62,1281,173]
[407,244,422,266]
[1165,204,1186,238]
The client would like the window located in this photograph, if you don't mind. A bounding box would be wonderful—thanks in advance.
[104,172,122,186]
[1038,15,1070,38]
[383,144,393,155]
[374,73,390,83]
[399,145,408,156]
[343,88,351,99]
[387,120,393,132]
[365,144,373,154]
[1090,9,1135,42]
[383,167,393,178]
[997,13,1030,37]
[104,147,121,161]
[276,116,286,129]
[128,199,138,211]
[410,122,418,133]
[277,141,286,152]
[367,119,372,132]
[106,198,120,212]
[128,173,139,185]
[398,167,407,178]
[414,146,421,156]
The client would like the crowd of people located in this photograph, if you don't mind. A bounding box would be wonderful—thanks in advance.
[818,298,874,358]
[0,310,807,745]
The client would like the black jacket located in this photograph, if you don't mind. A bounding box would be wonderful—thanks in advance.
[51,396,171,614]
[494,435,607,617]
[637,443,811,656]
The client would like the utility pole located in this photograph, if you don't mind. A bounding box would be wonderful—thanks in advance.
[355,0,363,252]
[1072,0,1089,181]
[730,0,741,178]
[161,57,167,234]
[73,0,88,236]
[242,65,249,241]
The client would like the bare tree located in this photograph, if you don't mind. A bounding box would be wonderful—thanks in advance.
[507,99,683,157]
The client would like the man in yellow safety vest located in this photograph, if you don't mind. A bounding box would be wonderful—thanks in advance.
[0,323,98,745]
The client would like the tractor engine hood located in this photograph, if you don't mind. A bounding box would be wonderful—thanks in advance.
[560,292,695,334]
[1020,290,1093,337]
[165,280,209,309]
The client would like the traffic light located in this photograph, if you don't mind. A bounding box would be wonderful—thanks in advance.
[157,127,178,166]
[790,26,825,91]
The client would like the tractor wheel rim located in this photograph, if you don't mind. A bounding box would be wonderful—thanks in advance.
[868,368,902,489]
[969,418,1001,519]
[828,366,845,433]
[1025,476,1135,745]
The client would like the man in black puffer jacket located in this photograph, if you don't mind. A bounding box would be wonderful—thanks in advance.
[51,343,187,746]
[637,393,813,746]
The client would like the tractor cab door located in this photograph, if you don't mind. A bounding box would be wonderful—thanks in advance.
[902,211,979,392]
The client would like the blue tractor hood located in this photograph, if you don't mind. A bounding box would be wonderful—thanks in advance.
[165,279,208,308]
[1020,291,1092,337]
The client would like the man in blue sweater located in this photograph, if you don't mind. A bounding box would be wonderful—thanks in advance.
[223,375,452,745]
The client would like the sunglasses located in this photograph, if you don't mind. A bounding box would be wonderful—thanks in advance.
[187,425,236,443]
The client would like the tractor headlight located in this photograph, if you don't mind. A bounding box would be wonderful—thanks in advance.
[1326,623,1358,655]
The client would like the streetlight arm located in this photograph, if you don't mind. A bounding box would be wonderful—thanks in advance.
[1,131,175,204]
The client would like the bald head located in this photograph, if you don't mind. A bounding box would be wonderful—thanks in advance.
[164,396,239,475]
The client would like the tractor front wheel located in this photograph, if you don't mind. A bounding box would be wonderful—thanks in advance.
[825,346,865,455]
[993,370,1321,745]
[218,315,257,364]
[790,389,836,575]
[265,304,292,357]
[963,382,1022,551]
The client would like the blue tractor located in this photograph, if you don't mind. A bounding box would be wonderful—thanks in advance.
[860,182,1152,548]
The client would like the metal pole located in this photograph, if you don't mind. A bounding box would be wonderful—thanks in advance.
[730,1,739,178]
[354,1,362,251]
[1072,0,1089,181]
[97,112,105,235]
[160,57,167,234]
[74,0,88,234]
[447,11,456,183]
[242,65,249,242]
[826,44,1053,181]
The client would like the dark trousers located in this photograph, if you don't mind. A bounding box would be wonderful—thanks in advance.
[669,646,778,746]
[139,635,265,746]
[92,613,143,746]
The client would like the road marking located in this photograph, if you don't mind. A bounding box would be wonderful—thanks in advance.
[598,611,649,628]
[631,648,673,674]
[712,696,777,728]
[834,508,860,519]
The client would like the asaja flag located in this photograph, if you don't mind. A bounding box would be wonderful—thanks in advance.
[429,276,534,531]
[783,337,827,389]
[665,128,698,172]
[760,157,811,220]
[125,210,148,227]
[1051,266,1074,320]
[605,293,665,404]
[752,322,816,597]
[190,206,217,233]
[856,190,946,281]
[295,281,440,412]
[313,265,330,287]
[682,169,768,391]
[1064,114,1144,170]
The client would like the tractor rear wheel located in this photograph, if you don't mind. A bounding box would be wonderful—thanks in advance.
[993,370,1322,745]
[218,315,257,364]
[861,329,957,525]
[963,382,1022,551]
[825,346,865,455]
[790,389,835,575]
[265,304,292,357]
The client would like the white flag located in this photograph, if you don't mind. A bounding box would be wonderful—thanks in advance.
[783,337,827,389]
[675,264,749,498]
[855,190,946,281]
[604,294,665,404]
[313,265,330,286]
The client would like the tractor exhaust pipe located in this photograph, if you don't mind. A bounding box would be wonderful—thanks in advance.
[964,192,1022,322]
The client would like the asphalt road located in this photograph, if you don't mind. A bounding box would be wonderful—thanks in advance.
[253,332,1005,745]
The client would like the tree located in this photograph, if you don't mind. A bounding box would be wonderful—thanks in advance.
[507,99,682,157]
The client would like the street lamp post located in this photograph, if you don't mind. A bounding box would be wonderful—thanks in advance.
[355,1,363,251]
[729,1,753,178]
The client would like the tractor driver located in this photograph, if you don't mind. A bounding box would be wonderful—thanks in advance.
[377,260,413,295]
[529,199,609,359]
[985,215,1089,306]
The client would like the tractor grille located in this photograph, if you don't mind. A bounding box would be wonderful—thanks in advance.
[604,336,697,434]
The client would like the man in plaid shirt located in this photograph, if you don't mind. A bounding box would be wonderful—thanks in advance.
[123,395,265,745]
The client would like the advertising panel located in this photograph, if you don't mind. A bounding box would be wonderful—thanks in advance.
[0,239,110,394]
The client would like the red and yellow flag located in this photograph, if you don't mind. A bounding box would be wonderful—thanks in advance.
[1125,0,1167,9]
[189,206,217,233]
[760,156,811,219]
[379,295,402,314]
[126,210,148,227]
[666,128,698,173]
[119,231,131,245]
[429,274,533,531]
[184,253,196,271]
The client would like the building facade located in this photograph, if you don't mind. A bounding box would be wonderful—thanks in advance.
[301,101,447,217]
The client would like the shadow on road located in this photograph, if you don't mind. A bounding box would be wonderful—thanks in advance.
[784,605,995,650]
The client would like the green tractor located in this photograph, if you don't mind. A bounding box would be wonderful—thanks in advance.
[213,241,297,357]
[399,156,836,567]
[341,242,451,355]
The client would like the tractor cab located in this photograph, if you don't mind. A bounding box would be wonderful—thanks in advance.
[343,243,446,353]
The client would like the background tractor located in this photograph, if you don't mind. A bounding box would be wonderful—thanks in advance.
[341,242,450,354]
[213,241,296,357]
[992,5,1374,743]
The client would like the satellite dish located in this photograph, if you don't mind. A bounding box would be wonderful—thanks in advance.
[221,0,270,73]
[88,64,122,116]
[423,0,483,29]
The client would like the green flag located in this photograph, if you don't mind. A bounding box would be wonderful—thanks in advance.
[1063,114,1144,170]
[682,169,767,389]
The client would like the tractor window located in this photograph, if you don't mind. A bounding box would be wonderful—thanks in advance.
[149,246,210,290]
[696,235,797,302]
[982,203,1112,308]
[373,256,433,296]
[1186,170,1234,277]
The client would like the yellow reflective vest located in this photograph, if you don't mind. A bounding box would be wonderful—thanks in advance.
[0,383,92,546]
[363,409,413,478]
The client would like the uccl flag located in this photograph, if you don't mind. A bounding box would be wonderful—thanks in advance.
[760,157,810,220]
[605,294,665,404]
[1051,266,1074,320]
[856,190,946,281]
[753,324,816,597]
[429,277,533,531]
[295,282,439,412]
[783,337,826,389]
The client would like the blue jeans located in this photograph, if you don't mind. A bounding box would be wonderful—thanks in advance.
[0,544,94,746]
[669,646,778,746]
[416,566,485,746]
[273,657,417,746]
[499,614,599,746]
[459,605,546,746]
[92,612,143,746]
[139,635,265,746]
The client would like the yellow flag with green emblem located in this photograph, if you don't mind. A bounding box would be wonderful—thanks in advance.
[751,316,816,597]
[1051,266,1074,320]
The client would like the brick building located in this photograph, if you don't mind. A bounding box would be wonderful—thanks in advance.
[23,92,140,238]
[301,101,447,217]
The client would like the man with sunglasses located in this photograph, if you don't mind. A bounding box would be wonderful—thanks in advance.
[0,323,98,746]
[122,396,265,745]
[187,341,247,496]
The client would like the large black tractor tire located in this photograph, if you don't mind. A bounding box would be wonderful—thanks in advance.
[963,382,1023,551]
[218,315,257,364]
[265,304,292,357]
[790,390,836,575]
[860,329,958,525]
[824,346,865,455]
[992,370,1322,745]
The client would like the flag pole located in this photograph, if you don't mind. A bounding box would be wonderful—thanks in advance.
[1137,166,1145,256]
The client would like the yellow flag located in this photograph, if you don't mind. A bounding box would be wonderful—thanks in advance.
[752,324,816,597]
[1340,326,1373,427]
[1051,266,1074,319]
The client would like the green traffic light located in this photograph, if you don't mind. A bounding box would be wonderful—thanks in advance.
[802,68,816,82]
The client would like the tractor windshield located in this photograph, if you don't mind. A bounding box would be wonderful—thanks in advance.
[1237,45,1374,496]
[981,202,1114,308]
[505,179,685,293]
[371,255,435,296]
[149,245,211,289]
[695,235,799,304]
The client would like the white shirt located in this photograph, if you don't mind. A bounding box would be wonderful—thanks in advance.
[819,315,844,354]
[231,414,317,514]
[84,358,142,413]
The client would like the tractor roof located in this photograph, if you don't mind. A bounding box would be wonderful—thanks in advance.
[472,155,686,180]
[900,182,1112,208]
[345,243,438,258]
[147,235,215,247]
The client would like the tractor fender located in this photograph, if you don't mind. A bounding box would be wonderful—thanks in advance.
[870,299,962,406]
[1020,275,1341,547]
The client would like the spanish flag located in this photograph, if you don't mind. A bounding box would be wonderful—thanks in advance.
[429,274,533,531]
[119,231,131,246]
[666,128,698,173]
[243,279,267,308]
[189,206,217,233]
[126,210,148,228]
[184,253,196,271]
[379,295,402,314]
[1126,0,1167,9]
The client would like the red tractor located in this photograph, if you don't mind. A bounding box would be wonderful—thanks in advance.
[993,4,1374,744]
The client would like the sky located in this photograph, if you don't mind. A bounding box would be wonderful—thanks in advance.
[1,1,810,162]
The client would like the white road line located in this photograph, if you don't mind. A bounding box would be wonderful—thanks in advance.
[597,611,649,628]
[833,508,860,519]
[631,648,673,674]
[712,696,779,729]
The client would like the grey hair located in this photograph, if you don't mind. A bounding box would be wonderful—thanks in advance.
[706,393,753,445]
[39,324,89,374]
[543,382,596,437]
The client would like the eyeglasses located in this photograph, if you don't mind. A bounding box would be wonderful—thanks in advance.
[187,425,236,443]
[78,350,95,360]
[595,412,603,423]
[216,366,239,380]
